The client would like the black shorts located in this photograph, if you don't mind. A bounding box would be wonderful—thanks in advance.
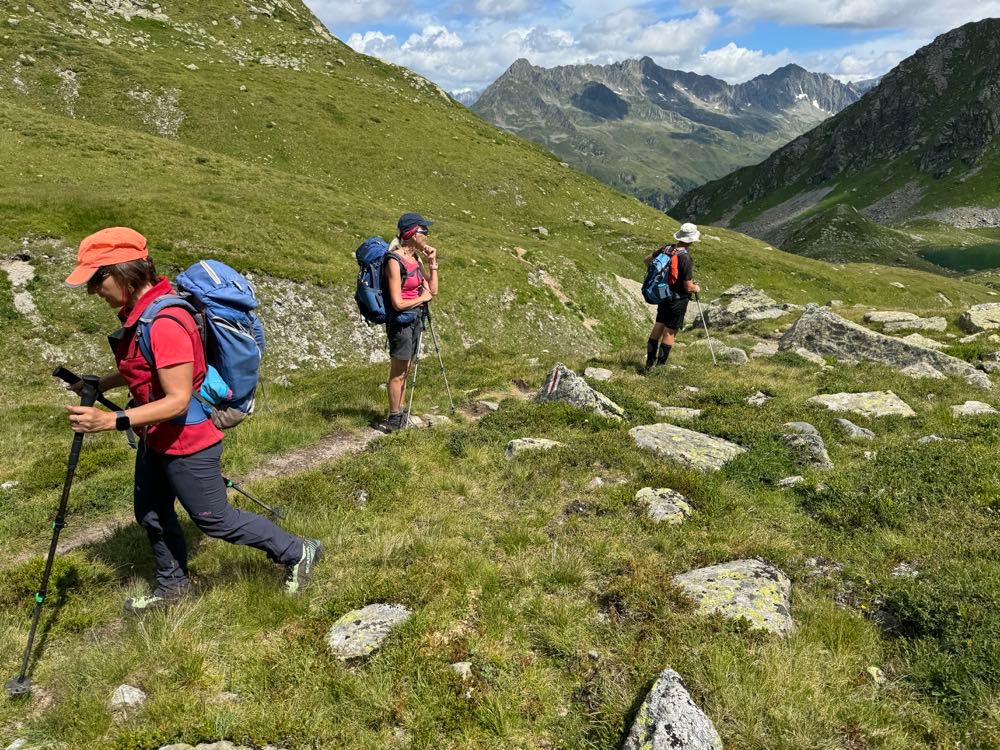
[655,298,689,330]
[387,317,424,361]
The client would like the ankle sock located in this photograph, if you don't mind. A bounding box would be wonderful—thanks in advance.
[645,339,659,368]
[656,344,671,366]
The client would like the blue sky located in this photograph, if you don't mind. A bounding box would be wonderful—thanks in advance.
[304,1,1000,92]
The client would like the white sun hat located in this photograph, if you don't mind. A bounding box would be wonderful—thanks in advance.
[673,222,701,243]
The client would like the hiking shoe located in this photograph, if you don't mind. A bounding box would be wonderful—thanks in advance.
[124,581,192,614]
[284,538,323,595]
[383,412,416,433]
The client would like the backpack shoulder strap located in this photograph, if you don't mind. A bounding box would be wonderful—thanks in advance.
[385,252,410,281]
[135,295,197,367]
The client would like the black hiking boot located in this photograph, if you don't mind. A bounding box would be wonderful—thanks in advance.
[284,538,323,595]
[124,580,193,614]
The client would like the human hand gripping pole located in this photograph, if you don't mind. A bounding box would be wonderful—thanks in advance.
[50,367,283,519]
[6,376,98,698]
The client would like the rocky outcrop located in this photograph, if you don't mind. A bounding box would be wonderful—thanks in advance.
[326,604,413,660]
[637,488,692,525]
[673,558,793,636]
[780,305,991,389]
[690,285,793,328]
[630,424,746,472]
[583,367,613,381]
[834,418,875,440]
[951,401,998,417]
[623,669,724,750]
[505,438,565,459]
[535,363,625,420]
[781,422,833,470]
[958,303,1000,333]
[809,391,915,418]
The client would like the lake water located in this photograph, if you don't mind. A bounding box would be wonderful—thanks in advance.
[921,244,1000,272]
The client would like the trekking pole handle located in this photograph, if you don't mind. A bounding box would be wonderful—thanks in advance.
[52,367,124,412]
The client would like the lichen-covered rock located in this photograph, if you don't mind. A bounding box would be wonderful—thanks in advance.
[901,362,945,379]
[648,403,702,420]
[951,400,998,417]
[688,285,792,328]
[719,346,748,365]
[883,316,946,333]
[673,559,793,636]
[535,363,624,420]
[809,391,915,418]
[505,438,565,459]
[958,303,1000,333]
[864,310,920,324]
[792,347,826,366]
[780,305,990,389]
[623,669,723,750]
[327,604,412,660]
[834,418,875,441]
[630,424,746,472]
[636,488,692,525]
[750,340,779,357]
[781,422,833,470]
[583,367,613,381]
[900,333,946,350]
[746,391,771,407]
[778,475,804,487]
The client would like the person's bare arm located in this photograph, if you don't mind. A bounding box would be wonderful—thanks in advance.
[386,259,432,311]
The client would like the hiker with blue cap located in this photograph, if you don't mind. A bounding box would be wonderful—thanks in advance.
[383,212,440,432]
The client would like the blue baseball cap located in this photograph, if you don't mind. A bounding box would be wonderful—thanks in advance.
[397,212,434,234]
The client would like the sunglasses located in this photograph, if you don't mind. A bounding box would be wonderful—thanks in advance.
[87,266,110,289]
[415,228,429,236]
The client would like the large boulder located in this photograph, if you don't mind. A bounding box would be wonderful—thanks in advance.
[951,400,998,417]
[780,422,833,470]
[673,558,793,636]
[623,669,724,750]
[686,284,794,328]
[780,305,991,389]
[630,424,746,472]
[810,391,915,418]
[959,303,1000,333]
[535,363,624,420]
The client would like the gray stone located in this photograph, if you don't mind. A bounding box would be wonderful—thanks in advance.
[866,666,887,686]
[959,303,1000,333]
[883,317,946,333]
[981,362,1000,374]
[900,333,946,350]
[719,346,748,365]
[583,367,613,382]
[535,363,624,420]
[809,391,915,418]
[951,400,998,417]
[327,604,413,660]
[636,487,692,525]
[531,226,549,237]
[648,403,702,420]
[420,414,452,427]
[937,293,953,307]
[630,423,746,472]
[777,475,804,487]
[582,220,596,228]
[891,562,919,578]
[476,400,500,412]
[450,661,473,680]
[864,311,919,324]
[1,480,18,491]
[959,332,984,343]
[781,422,833,470]
[6,741,29,750]
[353,489,369,508]
[780,305,991,389]
[673,559,793,636]
[746,391,771,407]
[918,434,944,444]
[109,684,146,710]
[833,418,875,441]
[793,347,826,366]
[889,282,906,289]
[689,285,791,329]
[622,669,723,750]
[900,363,945,380]
[505,437,565,459]
[750,341,779,357]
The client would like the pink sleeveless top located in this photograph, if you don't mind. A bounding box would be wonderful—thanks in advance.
[399,255,423,301]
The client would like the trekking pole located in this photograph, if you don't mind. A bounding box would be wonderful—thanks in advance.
[403,310,425,427]
[694,292,718,366]
[6,376,99,698]
[51,368,283,518]
[423,307,455,412]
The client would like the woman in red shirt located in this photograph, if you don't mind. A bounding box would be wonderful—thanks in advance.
[64,227,321,612]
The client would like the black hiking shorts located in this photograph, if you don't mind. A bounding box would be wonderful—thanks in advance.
[387,316,424,361]
[655,297,689,330]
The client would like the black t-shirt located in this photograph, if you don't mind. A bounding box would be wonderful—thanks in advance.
[654,246,693,300]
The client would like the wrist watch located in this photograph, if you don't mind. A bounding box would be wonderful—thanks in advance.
[115,410,131,432]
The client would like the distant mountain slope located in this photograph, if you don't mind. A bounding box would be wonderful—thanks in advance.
[473,57,862,210]
[671,19,1000,271]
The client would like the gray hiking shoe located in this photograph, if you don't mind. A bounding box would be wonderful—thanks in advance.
[285,538,323,595]
[383,412,415,433]
[124,581,192,614]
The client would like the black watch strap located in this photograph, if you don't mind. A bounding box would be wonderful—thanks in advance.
[115,410,131,432]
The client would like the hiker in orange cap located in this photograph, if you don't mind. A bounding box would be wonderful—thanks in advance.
[64,228,321,612]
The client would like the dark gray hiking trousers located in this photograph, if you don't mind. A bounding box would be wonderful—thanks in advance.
[134,440,303,589]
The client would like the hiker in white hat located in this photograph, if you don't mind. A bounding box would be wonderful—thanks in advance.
[642,222,701,369]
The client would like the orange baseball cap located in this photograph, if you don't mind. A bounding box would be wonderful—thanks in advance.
[65,227,149,287]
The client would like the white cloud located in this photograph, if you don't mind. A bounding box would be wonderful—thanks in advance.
[696,43,793,81]
[580,8,721,57]
[472,0,534,19]
[716,0,1000,31]
[402,25,464,52]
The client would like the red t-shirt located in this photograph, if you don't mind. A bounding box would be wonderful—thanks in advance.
[114,279,224,456]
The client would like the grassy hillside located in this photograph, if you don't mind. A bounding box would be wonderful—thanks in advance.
[2,2,1000,749]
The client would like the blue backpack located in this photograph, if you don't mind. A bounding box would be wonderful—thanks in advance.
[642,245,687,304]
[354,237,419,325]
[136,260,265,430]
